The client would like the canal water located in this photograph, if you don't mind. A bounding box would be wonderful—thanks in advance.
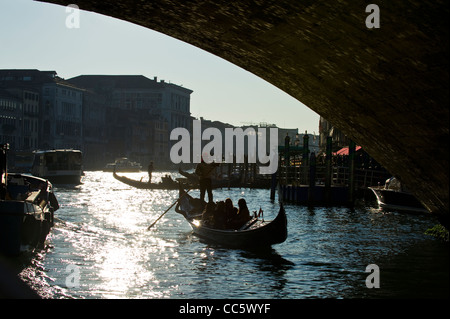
[16,171,449,299]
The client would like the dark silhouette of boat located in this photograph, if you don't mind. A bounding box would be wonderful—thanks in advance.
[174,188,287,248]
[369,177,428,213]
[31,149,83,185]
[113,171,193,189]
[1,144,59,256]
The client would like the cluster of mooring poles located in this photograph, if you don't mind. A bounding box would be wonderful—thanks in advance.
[271,132,390,207]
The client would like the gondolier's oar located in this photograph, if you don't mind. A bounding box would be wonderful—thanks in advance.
[148,161,218,230]
[147,188,192,230]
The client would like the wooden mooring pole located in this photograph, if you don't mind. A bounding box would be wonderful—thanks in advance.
[270,152,280,201]
[302,132,309,184]
[325,135,332,203]
[308,152,316,203]
[348,140,356,206]
[285,133,290,184]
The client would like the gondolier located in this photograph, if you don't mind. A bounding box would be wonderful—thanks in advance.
[147,161,154,183]
[195,155,219,203]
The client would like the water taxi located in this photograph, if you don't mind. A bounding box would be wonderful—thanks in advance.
[31,149,83,184]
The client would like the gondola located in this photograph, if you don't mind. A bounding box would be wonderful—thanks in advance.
[113,171,191,189]
[174,188,287,248]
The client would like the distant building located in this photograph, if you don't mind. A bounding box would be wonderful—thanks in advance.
[294,130,320,154]
[41,77,84,150]
[318,116,349,152]
[0,69,84,151]
[20,88,40,151]
[1,70,193,169]
[1,87,40,151]
[277,127,299,148]
[82,89,107,169]
[67,75,192,166]
[194,119,317,163]
[0,89,23,149]
[68,75,192,128]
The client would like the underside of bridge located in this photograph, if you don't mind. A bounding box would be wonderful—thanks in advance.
[39,0,449,226]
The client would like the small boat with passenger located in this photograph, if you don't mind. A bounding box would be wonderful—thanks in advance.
[174,188,287,248]
[113,171,191,190]
[369,176,428,214]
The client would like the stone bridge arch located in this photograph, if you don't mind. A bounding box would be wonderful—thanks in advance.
[39,0,449,226]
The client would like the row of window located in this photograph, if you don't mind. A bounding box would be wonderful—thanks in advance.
[112,99,160,110]
[171,94,189,112]
[0,76,31,81]
[0,99,19,110]
[60,102,80,117]
[24,91,38,101]
[56,121,81,136]
[0,115,16,126]
[24,103,39,114]
[23,137,38,149]
[171,114,190,129]
[0,135,37,150]
[43,87,81,99]
[113,92,163,100]
[1,101,39,114]
[23,119,38,133]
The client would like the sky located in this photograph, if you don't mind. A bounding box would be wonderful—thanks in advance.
[0,0,320,133]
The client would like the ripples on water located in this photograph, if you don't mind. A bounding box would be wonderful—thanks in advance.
[15,171,449,299]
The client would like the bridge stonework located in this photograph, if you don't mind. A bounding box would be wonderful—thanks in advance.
[39,0,449,226]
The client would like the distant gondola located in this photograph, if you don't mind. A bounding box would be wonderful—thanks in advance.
[113,171,192,190]
[174,188,287,248]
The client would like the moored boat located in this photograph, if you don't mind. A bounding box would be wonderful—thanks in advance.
[369,177,428,214]
[31,149,83,184]
[103,157,142,172]
[1,144,59,256]
[174,188,287,248]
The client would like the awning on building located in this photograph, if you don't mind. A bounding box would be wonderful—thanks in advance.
[333,145,362,155]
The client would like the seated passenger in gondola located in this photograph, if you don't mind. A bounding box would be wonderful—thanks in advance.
[235,198,252,228]
[202,202,216,227]
[226,198,252,229]
[224,198,238,229]
[213,201,227,229]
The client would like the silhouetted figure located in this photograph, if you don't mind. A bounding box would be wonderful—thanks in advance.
[195,156,219,203]
[236,198,252,228]
[224,198,238,229]
[147,161,153,183]
[214,201,227,229]
[202,202,216,227]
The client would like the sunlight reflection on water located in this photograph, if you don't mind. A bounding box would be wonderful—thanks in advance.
[16,171,449,299]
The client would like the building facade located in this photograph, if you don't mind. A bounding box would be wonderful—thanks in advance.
[0,69,84,152]
[0,89,23,149]
[68,75,192,167]
[81,89,107,169]
[318,116,350,152]
[41,78,84,150]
